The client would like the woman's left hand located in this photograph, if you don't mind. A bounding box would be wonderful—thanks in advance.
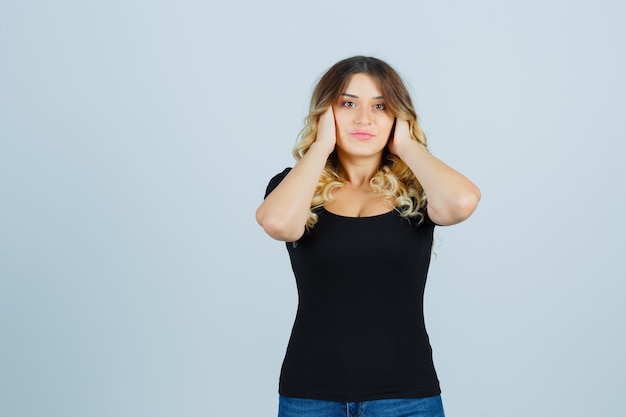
[387,117,481,226]
[387,118,414,159]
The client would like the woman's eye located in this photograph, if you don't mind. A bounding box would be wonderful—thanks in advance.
[342,101,356,108]
[374,103,386,111]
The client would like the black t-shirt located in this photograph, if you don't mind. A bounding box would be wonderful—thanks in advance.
[265,168,441,402]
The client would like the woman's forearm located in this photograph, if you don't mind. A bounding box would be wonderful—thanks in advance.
[256,142,331,241]
[398,140,481,226]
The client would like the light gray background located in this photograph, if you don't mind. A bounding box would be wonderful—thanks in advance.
[1,1,625,416]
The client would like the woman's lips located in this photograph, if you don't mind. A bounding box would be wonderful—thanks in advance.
[351,130,374,140]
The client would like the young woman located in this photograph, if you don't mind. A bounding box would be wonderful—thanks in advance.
[256,56,480,417]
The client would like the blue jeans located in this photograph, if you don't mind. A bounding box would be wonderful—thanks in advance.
[278,395,445,417]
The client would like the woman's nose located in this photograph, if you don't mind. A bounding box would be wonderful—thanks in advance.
[355,108,371,124]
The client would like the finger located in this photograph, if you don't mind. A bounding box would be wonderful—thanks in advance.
[320,107,334,128]
[393,118,410,140]
[318,106,332,125]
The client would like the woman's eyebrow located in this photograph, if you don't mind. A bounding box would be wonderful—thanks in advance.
[341,93,384,99]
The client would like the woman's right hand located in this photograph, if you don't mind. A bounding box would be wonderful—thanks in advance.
[314,106,337,156]
[256,107,337,242]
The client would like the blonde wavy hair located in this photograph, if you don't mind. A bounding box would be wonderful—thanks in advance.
[294,56,430,228]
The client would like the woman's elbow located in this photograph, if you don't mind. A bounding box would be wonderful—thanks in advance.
[256,209,303,242]
[453,187,481,222]
[431,188,481,226]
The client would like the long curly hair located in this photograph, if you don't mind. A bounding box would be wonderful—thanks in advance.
[294,56,430,228]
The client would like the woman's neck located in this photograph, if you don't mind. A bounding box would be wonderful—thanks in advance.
[337,154,383,187]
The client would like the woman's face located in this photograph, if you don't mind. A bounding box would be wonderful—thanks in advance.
[331,73,395,160]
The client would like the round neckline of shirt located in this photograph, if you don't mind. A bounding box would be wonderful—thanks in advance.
[321,206,396,219]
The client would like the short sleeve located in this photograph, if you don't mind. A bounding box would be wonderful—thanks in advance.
[421,205,440,227]
[407,203,438,228]
[264,167,292,198]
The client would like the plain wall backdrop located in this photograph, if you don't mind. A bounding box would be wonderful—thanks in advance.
[1,1,625,416]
